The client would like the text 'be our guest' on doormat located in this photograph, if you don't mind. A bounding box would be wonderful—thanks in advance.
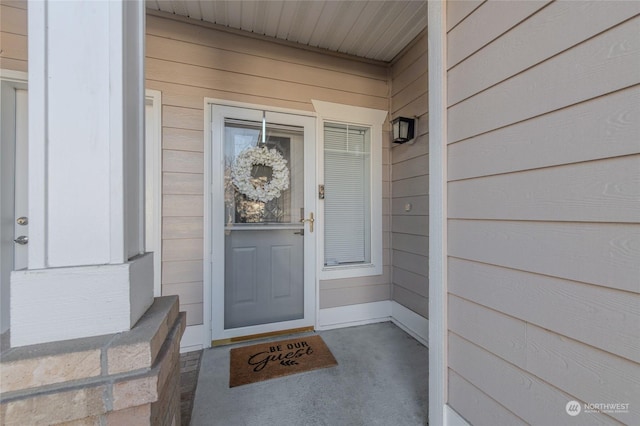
[229,335,338,387]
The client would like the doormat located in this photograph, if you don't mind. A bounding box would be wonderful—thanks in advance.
[229,335,337,387]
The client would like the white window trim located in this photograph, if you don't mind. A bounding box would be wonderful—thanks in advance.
[312,100,387,280]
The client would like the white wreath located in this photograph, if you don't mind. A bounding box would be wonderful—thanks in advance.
[231,146,289,202]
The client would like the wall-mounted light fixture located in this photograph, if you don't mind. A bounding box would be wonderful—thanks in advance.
[391,116,415,144]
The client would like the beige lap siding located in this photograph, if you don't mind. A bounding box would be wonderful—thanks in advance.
[446,0,640,424]
[146,11,392,320]
[389,30,429,319]
[0,0,27,72]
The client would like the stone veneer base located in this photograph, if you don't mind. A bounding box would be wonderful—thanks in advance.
[0,296,185,426]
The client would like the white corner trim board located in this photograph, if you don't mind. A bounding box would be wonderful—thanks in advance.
[428,1,448,426]
[391,301,429,347]
[180,324,204,353]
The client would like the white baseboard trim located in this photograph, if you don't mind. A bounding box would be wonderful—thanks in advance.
[391,301,429,347]
[445,404,471,426]
[180,324,204,353]
[316,301,392,330]
[315,300,430,349]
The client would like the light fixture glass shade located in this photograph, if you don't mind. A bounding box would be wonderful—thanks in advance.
[400,120,409,138]
[391,117,415,143]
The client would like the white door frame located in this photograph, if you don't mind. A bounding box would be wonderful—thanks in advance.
[0,69,28,334]
[12,88,28,271]
[144,89,162,297]
[204,99,317,346]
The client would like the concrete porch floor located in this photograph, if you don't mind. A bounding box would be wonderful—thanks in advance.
[190,322,429,426]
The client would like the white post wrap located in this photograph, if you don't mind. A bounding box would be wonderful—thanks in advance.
[10,0,152,347]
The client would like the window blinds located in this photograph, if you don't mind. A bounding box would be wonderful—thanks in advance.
[324,124,371,265]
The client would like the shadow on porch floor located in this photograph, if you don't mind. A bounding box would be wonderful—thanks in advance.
[188,322,428,426]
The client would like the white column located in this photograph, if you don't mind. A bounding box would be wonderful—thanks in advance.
[10,0,153,347]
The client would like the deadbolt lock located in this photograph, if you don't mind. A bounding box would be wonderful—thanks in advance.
[14,236,28,245]
[16,217,28,226]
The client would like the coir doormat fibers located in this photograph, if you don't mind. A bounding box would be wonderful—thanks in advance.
[229,335,338,387]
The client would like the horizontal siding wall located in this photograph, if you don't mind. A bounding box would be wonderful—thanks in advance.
[0,0,27,72]
[446,1,640,425]
[390,30,429,319]
[146,12,392,321]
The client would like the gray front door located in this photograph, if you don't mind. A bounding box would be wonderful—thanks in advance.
[221,115,310,331]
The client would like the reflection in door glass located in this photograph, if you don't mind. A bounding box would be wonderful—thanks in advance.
[224,120,304,226]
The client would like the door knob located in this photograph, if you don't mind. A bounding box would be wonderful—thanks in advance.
[14,236,28,245]
[299,212,314,233]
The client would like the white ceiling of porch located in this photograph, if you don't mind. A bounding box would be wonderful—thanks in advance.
[145,1,427,62]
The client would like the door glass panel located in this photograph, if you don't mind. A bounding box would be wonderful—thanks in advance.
[223,119,305,329]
